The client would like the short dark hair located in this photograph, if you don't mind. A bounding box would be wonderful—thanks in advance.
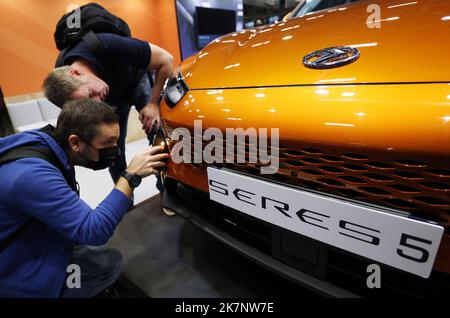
[54,99,119,149]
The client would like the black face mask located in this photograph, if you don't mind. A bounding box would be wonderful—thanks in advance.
[77,137,120,171]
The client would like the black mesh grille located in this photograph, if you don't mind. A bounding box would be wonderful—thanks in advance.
[179,136,450,227]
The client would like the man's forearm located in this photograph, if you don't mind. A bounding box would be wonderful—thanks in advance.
[115,176,134,199]
[149,62,173,106]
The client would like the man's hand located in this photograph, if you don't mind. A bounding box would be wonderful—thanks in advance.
[139,103,161,134]
[115,145,167,199]
[127,145,168,178]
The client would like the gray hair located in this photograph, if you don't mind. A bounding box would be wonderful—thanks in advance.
[43,66,84,107]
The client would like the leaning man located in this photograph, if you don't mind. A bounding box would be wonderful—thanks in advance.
[0,99,167,297]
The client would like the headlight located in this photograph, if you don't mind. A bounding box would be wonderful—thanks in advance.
[163,70,189,108]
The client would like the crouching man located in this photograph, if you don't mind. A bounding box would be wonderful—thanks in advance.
[0,99,167,297]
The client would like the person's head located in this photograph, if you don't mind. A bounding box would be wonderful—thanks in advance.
[54,98,120,169]
[43,65,109,107]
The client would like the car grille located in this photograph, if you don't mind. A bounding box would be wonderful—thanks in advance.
[178,134,450,228]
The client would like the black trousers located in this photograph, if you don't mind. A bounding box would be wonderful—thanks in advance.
[108,74,164,192]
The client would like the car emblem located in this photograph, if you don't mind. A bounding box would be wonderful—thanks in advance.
[303,46,360,69]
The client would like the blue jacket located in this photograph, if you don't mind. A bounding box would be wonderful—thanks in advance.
[0,129,131,297]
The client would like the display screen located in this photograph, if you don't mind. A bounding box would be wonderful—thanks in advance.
[195,7,236,49]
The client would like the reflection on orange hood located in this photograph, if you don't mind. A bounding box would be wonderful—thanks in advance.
[182,0,450,89]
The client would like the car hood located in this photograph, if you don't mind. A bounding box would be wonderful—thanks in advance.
[181,0,450,89]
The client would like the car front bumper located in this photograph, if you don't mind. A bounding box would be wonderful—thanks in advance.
[162,176,450,297]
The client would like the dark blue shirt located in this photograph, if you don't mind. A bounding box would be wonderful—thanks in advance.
[62,33,151,107]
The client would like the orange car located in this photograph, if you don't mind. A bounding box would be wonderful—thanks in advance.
[157,0,450,296]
